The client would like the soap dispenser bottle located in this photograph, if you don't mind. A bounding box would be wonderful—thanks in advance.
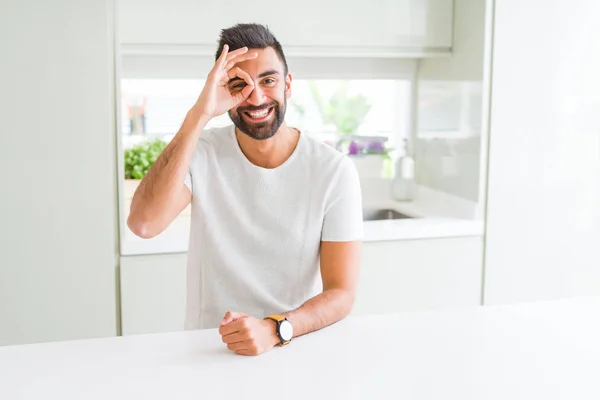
[392,139,415,201]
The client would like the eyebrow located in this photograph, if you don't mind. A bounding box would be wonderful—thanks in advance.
[257,70,280,79]
[227,70,280,85]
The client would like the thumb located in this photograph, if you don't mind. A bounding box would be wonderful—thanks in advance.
[231,85,254,109]
[239,83,255,101]
[220,311,248,326]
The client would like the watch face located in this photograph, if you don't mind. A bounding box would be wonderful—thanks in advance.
[279,320,293,341]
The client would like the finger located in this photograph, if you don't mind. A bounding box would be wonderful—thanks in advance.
[227,341,249,352]
[219,314,249,335]
[228,68,255,102]
[235,349,256,356]
[224,52,258,71]
[219,311,234,327]
[219,322,240,337]
[238,84,255,102]
[221,331,246,344]
[220,311,248,326]
[219,310,242,326]
[224,46,249,62]
[215,44,230,70]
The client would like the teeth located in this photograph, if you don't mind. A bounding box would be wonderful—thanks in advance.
[247,108,270,118]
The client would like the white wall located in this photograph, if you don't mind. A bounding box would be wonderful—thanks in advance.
[0,0,119,345]
[415,0,487,202]
[483,0,600,304]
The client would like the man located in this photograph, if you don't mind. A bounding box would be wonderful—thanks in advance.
[128,23,363,356]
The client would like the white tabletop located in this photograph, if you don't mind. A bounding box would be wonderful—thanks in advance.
[1,297,599,400]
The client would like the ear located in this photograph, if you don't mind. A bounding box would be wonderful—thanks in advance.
[285,73,293,99]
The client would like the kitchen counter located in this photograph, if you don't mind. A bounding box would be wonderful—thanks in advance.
[2,297,599,399]
[121,182,484,255]
[121,208,484,255]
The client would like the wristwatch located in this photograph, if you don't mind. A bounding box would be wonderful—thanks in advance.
[264,314,293,346]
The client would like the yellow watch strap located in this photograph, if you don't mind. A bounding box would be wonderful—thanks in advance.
[265,314,286,322]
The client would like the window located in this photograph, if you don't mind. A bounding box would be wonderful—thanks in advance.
[120,78,411,154]
[118,56,415,255]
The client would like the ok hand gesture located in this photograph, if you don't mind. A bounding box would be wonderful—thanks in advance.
[195,44,258,118]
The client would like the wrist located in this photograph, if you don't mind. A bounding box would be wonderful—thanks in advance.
[182,107,211,136]
[190,104,213,120]
[264,315,294,347]
[263,318,280,347]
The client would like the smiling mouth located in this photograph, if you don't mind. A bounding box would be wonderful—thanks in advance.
[242,107,274,122]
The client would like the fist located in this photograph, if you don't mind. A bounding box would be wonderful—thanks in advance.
[218,311,280,356]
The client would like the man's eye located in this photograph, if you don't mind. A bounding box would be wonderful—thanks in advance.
[263,78,275,84]
[231,83,246,90]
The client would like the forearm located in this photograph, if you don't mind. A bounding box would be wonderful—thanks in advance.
[282,288,355,338]
[128,107,210,234]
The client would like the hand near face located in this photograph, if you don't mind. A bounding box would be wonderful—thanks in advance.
[195,45,258,118]
[219,311,280,356]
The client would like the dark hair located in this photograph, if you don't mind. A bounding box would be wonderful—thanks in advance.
[215,23,288,75]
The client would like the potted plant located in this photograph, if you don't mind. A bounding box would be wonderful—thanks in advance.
[309,81,372,137]
[123,138,167,198]
[309,81,391,177]
[346,137,394,178]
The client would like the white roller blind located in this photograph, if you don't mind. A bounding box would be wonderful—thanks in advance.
[120,54,417,80]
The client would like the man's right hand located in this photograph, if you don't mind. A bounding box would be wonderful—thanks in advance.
[129,46,258,239]
[194,44,258,118]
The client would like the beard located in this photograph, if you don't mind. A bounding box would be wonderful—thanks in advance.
[229,97,286,141]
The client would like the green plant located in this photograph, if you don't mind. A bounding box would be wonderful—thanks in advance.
[309,81,372,135]
[124,139,167,179]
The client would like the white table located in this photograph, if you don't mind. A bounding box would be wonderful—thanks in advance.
[1,298,600,399]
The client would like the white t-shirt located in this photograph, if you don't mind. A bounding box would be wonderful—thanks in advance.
[183,125,363,329]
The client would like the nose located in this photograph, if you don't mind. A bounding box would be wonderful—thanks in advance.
[246,84,267,106]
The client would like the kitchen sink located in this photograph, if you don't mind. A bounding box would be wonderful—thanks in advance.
[362,208,413,221]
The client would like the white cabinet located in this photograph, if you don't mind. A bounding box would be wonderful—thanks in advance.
[352,237,483,316]
[120,254,187,335]
[119,235,482,335]
[117,0,453,57]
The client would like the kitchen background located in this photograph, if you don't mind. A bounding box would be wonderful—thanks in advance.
[113,0,487,335]
[1,0,599,345]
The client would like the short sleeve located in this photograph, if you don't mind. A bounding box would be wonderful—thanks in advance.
[184,171,193,193]
[321,157,364,241]
[183,136,207,195]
